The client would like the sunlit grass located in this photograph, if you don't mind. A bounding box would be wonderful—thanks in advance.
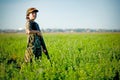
[0,33,120,80]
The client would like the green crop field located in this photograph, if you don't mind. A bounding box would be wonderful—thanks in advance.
[0,33,120,80]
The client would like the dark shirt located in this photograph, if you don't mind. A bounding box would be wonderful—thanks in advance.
[25,20,41,48]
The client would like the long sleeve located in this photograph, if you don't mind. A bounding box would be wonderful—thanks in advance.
[35,22,50,59]
[40,37,50,59]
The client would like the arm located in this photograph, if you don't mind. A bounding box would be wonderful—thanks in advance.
[25,21,42,36]
[26,29,42,36]
[40,36,50,59]
[33,22,50,59]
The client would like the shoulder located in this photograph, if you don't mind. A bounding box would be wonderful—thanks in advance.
[34,21,39,26]
[34,21,40,30]
[25,20,33,30]
[26,20,32,25]
[34,21,40,28]
[25,20,35,28]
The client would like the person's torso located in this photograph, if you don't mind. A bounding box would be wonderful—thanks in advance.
[26,20,40,47]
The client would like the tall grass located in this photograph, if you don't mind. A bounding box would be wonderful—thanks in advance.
[0,33,120,80]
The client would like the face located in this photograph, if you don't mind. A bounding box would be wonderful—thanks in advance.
[28,12,37,20]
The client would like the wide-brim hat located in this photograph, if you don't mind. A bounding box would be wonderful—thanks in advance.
[26,7,39,16]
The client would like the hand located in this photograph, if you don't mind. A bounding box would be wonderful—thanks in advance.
[37,32,42,37]
[43,49,47,53]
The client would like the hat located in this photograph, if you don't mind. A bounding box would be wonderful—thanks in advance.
[26,7,39,16]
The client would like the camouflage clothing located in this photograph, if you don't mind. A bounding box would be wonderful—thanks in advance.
[24,20,42,62]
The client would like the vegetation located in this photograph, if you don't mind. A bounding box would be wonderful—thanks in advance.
[0,33,120,80]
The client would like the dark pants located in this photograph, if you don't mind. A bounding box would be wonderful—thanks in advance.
[33,48,42,59]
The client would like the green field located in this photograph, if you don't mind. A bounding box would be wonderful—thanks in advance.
[0,33,120,80]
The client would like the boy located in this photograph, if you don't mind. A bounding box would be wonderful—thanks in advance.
[24,7,50,62]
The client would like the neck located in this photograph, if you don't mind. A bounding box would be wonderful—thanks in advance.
[28,19,35,22]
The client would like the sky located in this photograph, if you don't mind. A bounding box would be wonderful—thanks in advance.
[0,0,120,30]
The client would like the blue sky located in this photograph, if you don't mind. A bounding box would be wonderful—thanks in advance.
[0,0,120,29]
